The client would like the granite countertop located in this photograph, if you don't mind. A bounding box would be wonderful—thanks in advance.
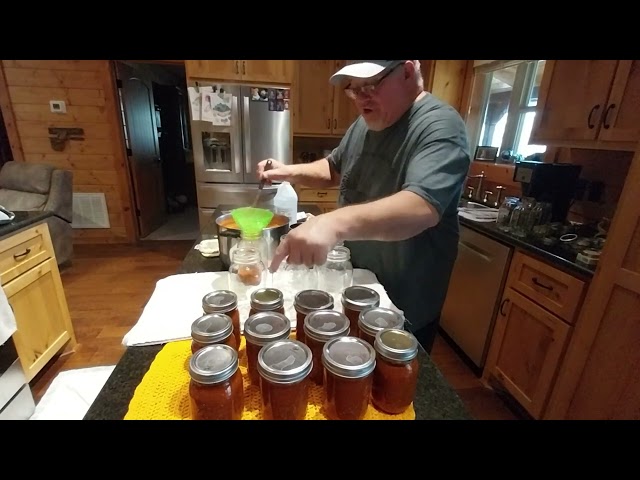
[0,210,54,239]
[84,205,472,421]
[458,215,596,279]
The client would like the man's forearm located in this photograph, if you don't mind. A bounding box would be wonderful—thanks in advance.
[287,158,339,188]
[329,190,440,242]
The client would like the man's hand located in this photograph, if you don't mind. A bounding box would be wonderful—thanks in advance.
[269,214,341,272]
[257,159,293,185]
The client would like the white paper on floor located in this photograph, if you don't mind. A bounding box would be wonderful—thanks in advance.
[29,365,116,420]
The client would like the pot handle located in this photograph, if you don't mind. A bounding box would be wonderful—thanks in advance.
[218,230,242,239]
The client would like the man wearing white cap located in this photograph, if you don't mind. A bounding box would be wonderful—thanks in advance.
[258,60,471,353]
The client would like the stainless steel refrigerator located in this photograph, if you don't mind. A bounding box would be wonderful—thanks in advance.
[189,83,291,229]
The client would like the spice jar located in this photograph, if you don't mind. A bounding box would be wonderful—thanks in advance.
[341,286,380,338]
[257,339,313,420]
[203,290,241,351]
[249,288,285,317]
[322,336,376,420]
[244,311,292,384]
[188,344,244,420]
[358,307,404,347]
[303,310,350,385]
[293,289,334,344]
[372,329,419,415]
[190,313,237,354]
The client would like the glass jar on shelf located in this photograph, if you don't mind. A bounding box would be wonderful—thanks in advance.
[229,247,267,299]
[317,245,353,296]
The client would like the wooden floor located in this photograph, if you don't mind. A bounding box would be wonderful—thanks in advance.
[30,241,521,420]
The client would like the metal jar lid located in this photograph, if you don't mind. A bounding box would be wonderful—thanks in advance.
[189,344,239,385]
[191,313,234,345]
[257,339,313,385]
[304,310,350,343]
[244,311,291,346]
[250,287,284,311]
[322,336,376,379]
[374,328,419,363]
[202,290,238,314]
[341,286,380,311]
[358,307,404,337]
[294,289,334,315]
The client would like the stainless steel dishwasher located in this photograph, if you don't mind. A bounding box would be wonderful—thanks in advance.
[440,225,513,370]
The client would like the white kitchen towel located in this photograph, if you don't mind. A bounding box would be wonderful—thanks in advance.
[122,269,403,347]
[0,285,17,347]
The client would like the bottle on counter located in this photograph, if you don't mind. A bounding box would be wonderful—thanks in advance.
[273,181,298,226]
[202,290,241,351]
[243,311,292,384]
[188,344,244,420]
[190,313,237,354]
[257,339,313,420]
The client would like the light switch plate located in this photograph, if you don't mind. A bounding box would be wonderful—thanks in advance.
[49,100,66,114]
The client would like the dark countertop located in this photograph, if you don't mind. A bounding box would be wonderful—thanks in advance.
[85,205,472,421]
[0,210,53,239]
[458,215,596,280]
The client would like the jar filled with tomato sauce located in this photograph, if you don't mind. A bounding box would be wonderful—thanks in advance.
[202,290,241,351]
[243,311,291,384]
[341,286,380,338]
[293,289,334,344]
[322,336,376,420]
[190,313,237,354]
[358,307,404,347]
[249,288,285,317]
[257,339,313,420]
[372,329,420,415]
[303,310,350,386]
[188,344,244,420]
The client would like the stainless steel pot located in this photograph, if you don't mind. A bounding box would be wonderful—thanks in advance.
[215,212,290,268]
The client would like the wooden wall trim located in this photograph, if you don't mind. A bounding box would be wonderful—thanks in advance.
[0,63,24,162]
[100,61,138,244]
[459,60,475,121]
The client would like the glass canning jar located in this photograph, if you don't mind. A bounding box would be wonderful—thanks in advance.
[229,247,267,298]
[257,339,313,420]
[190,313,237,354]
[293,289,334,344]
[358,307,405,347]
[249,287,285,318]
[341,286,380,338]
[188,344,244,420]
[317,245,353,295]
[243,311,292,384]
[202,290,240,351]
[372,329,419,415]
[303,309,350,386]
[322,336,376,420]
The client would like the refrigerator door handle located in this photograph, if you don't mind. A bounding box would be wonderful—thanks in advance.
[232,92,243,176]
[243,94,252,175]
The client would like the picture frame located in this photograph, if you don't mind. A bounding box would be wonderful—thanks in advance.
[474,145,499,162]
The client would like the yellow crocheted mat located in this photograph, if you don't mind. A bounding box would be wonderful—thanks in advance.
[125,336,415,420]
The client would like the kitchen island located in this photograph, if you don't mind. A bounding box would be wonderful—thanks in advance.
[84,207,472,421]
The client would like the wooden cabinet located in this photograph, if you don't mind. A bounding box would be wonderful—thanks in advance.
[185,60,293,85]
[482,251,587,419]
[0,222,76,382]
[293,60,359,137]
[297,186,339,213]
[530,60,640,150]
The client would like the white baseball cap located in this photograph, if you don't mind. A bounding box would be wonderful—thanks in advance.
[329,60,405,86]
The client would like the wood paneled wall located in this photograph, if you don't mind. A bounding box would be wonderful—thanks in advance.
[0,60,135,244]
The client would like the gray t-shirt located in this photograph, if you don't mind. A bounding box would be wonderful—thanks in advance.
[328,93,471,332]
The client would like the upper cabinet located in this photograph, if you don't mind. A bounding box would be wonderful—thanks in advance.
[185,60,293,85]
[530,60,640,150]
[293,60,359,137]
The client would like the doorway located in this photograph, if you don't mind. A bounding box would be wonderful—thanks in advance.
[0,108,14,169]
[114,61,199,241]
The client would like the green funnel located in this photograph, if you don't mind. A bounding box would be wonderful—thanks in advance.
[230,207,274,237]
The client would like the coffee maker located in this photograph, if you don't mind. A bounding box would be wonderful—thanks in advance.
[513,160,582,223]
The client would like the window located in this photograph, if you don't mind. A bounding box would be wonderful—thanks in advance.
[468,60,547,160]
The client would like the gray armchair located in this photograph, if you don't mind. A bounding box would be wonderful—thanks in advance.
[0,161,73,266]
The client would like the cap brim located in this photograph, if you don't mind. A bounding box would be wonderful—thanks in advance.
[329,62,390,86]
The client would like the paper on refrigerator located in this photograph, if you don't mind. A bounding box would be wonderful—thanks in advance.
[201,87,232,126]
[187,86,201,121]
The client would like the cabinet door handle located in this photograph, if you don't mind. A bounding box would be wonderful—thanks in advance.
[500,298,510,316]
[13,248,31,260]
[602,103,615,129]
[333,119,337,129]
[587,104,600,129]
[327,119,330,129]
[235,61,239,74]
[532,277,553,291]
[242,61,246,75]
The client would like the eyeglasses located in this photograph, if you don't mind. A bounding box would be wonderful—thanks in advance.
[344,62,404,99]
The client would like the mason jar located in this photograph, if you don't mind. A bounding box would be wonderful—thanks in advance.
[358,307,405,347]
[303,310,350,385]
[243,311,292,384]
[190,313,237,354]
[188,344,244,420]
[293,289,334,344]
[317,245,353,295]
[249,287,285,318]
[322,336,376,420]
[202,290,240,350]
[341,286,380,338]
[229,247,267,298]
[257,339,313,420]
[372,329,420,415]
